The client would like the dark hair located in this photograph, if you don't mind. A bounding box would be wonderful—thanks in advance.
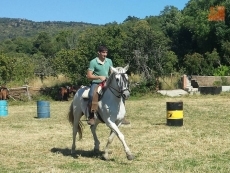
[98,45,108,52]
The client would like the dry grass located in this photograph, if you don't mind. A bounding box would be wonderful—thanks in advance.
[1,93,230,173]
[159,74,181,90]
[7,75,70,89]
[29,75,70,88]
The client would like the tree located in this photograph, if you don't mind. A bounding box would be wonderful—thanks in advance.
[123,16,140,23]
[184,53,204,75]
[0,53,34,83]
[52,49,88,85]
[14,37,33,54]
[33,32,56,57]
[32,54,56,82]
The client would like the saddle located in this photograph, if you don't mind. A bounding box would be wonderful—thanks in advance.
[82,81,106,113]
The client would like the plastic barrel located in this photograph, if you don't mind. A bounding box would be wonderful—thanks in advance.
[37,101,50,118]
[166,102,183,126]
[0,100,8,117]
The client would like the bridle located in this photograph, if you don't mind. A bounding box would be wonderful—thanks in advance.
[107,73,130,99]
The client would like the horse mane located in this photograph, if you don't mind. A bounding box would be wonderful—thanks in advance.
[115,67,126,73]
[105,72,115,87]
[105,67,121,84]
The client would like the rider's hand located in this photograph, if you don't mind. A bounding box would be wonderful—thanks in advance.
[99,76,106,81]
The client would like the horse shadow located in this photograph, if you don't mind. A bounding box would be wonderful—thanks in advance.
[50,147,111,160]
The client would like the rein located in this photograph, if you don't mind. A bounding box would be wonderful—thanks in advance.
[105,73,130,99]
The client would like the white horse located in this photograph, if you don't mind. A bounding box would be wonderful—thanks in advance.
[68,65,134,160]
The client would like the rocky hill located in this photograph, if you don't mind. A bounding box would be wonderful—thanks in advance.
[0,17,99,41]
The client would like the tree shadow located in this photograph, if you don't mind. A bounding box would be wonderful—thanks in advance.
[50,147,107,160]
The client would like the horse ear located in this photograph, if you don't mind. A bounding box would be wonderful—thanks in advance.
[110,66,117,73]
[124,64,129,72]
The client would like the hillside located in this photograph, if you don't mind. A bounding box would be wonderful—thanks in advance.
[0,17,99,41]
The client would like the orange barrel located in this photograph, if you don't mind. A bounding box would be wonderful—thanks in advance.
[166,102,183,126]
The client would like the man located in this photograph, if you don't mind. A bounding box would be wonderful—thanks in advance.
[86,45,130,125]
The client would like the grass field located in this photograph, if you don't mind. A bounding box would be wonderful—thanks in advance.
[1,93,230,173]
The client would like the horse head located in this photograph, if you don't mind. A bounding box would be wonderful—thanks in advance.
[109,65,130,100]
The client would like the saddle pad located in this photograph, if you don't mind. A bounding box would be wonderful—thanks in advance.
[82,87,90,98]
[82,86,102,99]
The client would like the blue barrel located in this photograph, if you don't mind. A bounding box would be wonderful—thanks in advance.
[0,100,8,117]
[37,101,50,118]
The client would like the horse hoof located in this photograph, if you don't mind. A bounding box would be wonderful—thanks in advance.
[71,149,76,154]
[94,149,100,154]
[127,154,135,160]
[102,153,109,160]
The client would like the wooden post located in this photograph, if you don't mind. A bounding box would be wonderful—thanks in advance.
[23,85,31,100]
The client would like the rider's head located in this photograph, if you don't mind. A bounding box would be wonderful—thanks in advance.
[98,45,108,52]
[98,45,108,59]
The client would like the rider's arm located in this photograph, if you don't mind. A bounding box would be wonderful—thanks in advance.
[87,70,106,81]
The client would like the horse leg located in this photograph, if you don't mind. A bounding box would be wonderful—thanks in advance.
[3,90,6,100]
[103,130,116,160]
[106,122,134,160]
[90,123,100,153]
[61,92,64,101]
[103,122,122,160]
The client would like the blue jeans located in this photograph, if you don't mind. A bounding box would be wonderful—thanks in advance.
[88,83,98,105]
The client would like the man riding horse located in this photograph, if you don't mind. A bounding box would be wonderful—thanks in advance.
[86,45,130,125]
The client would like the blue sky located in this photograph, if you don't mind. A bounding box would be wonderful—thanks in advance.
[0,0,189,25]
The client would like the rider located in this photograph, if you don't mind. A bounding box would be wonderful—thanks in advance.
[86,45,112,125]
[86,45,130,125]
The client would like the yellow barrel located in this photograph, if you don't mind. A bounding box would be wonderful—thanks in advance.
[166,102,183,126]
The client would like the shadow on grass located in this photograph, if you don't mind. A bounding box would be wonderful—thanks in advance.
[51,147,110,160]
[151,122,166,125]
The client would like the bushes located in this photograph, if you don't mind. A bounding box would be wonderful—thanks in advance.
[129,73,182,96]
[0,53,34,84]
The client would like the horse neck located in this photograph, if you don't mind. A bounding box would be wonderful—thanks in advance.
[105,73,119,91]
[102,73,122,102]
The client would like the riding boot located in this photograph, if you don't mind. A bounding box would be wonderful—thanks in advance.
[87,104,95,125]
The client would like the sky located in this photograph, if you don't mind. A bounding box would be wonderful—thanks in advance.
[0,0,189,25]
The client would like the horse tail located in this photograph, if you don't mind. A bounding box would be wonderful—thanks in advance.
[68,101,74,125]
[68,101,83,140]
[77,120,83,140]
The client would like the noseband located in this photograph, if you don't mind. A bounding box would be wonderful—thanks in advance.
[108,73,130,99]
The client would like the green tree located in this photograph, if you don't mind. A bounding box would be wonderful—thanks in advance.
[0,53,34,83]
[221,41,230,65]
[77,24,128,67]
[122,20,174,76]
[33,32,56,57]
[14,37,33,54]
[52,49,88,85]
[0,53,11,82]
[32,54,56,82]
[184,53,204,75]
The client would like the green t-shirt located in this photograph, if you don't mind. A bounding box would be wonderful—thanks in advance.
[88,57,113,83]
